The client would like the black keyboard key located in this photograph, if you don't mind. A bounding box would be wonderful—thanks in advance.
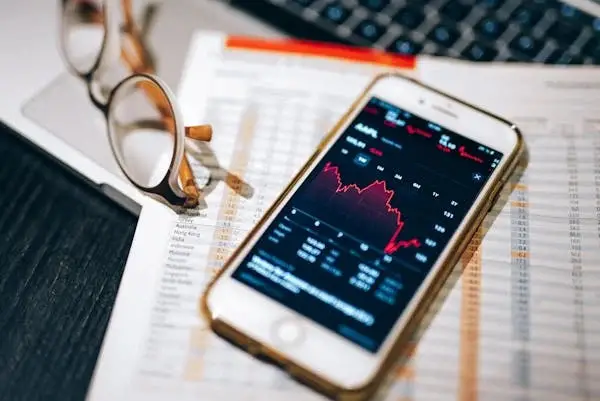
[582,38,600,61]
[321,3,351,25]
[475,17,506,40]
[428,24,460,47]
[520,0,558,9]
[476,0,505,10]
[592,17,600,34]
[547,3,592,45]
[505,56,522,62]
[462,42,498,61]
[354,20,385,42]
[545,50,584,64]
[439,1,471,22]
[387,36,423,55]
[548,20,583,45]
[393,5,425,29]
[289,0,314,6]
[510,5,544,27]
[557,3,592,25]
[359,0,389,12]
[509,33,544,58]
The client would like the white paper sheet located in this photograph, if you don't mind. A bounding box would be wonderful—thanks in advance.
[86,31,600,401]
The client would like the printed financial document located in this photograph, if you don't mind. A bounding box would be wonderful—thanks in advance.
[86,32,600,401]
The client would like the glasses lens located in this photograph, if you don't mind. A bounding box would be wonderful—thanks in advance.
[61,0,107,74]
[107,76,179,189]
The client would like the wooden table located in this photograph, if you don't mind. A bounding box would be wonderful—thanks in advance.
[0,123,137,401]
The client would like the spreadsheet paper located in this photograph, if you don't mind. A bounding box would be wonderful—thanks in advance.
[86,32,600,401]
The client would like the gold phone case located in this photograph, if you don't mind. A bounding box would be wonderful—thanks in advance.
[200,72,527,401]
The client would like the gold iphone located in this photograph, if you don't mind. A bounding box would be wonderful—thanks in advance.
[201,73,525,400]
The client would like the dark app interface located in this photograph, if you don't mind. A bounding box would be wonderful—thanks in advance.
[232,97,503,352]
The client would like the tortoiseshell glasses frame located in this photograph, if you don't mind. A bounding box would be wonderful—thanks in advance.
[59,0,211,208]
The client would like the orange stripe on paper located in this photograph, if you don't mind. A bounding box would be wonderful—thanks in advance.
[458,231,483,401]
[225,36,416,69]
[183,326,209,381]
[511,250,529,258]
[395,342,417,381]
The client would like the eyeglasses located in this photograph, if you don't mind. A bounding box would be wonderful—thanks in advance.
[59,0,213,208]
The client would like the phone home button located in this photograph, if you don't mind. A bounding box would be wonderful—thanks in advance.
[272,318,305,347]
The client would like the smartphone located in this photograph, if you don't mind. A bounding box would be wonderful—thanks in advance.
[201,73,525,400]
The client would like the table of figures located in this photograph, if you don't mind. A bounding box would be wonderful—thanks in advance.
[117,35,600,401]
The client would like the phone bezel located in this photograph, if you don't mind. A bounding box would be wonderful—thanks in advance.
[203,73,522,391]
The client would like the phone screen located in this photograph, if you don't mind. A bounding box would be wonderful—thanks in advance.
[231,96,504,352]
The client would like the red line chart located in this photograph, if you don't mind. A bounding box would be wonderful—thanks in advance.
[321,162,421,254]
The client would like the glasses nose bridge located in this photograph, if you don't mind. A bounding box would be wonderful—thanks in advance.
[84,70,111,113]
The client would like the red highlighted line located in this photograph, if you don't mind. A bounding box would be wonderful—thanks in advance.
[323,162,421,254]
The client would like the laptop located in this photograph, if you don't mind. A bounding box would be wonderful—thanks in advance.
[1,0,599,211]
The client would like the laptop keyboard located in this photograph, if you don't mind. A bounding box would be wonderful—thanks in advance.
[229,0,600,64]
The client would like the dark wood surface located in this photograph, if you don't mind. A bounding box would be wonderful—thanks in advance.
[0,122,137,401]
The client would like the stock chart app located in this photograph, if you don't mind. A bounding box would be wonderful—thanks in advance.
[232,97,503,352]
